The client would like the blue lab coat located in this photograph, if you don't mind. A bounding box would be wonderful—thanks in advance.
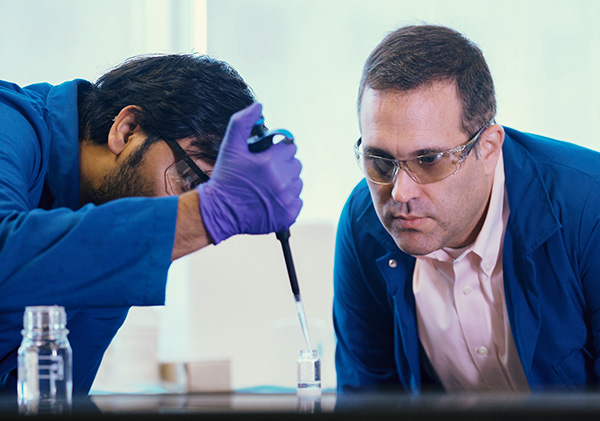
[334,127,600,393]
[0,80,177,393]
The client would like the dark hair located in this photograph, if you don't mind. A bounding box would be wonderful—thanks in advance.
[78,54,256,164]
[358,25,496,136]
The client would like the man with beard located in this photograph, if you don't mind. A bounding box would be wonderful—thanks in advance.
[0,54,302,394]
[334,25,600,393]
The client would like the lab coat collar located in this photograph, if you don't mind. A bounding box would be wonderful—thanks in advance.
[44,80,84,211]
[500,127,561,381]
[502,127,562,253]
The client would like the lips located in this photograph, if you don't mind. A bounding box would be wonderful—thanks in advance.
[392,215,428,230]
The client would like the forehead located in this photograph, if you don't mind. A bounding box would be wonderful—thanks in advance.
[359,83,464,154]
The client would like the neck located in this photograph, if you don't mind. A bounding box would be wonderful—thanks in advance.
[79,139,110,205]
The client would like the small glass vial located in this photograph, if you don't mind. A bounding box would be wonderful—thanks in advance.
[297,349,321,413]
[17,306,73,415]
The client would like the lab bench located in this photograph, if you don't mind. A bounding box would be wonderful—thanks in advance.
[3,390,600,419]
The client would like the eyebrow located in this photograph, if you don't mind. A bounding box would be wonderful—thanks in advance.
[362,145,395,159]
[363,144,446,160]
[414,147,447,156]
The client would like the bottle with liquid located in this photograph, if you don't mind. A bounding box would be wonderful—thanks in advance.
[296,349,321,413]
[17,305,73,415]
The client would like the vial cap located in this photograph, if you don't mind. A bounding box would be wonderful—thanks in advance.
[299,349,319,359]
[23,305,67,332]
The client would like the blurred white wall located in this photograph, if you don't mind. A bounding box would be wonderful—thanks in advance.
[0,0,206,84]
[2,0,599,393]
[93,224,336,392]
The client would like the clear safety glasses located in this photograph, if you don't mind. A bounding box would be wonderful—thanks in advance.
[354,122,492,185]
[163,139,211,195]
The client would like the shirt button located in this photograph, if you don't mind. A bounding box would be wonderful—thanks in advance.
[477,346,488,356]
[484,262,493,272]
[463,287,472,296]
[388,259,397,268]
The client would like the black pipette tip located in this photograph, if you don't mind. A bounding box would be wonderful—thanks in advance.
[276,230,300,296]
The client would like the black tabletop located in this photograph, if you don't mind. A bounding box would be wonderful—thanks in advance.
[3,391,600,419]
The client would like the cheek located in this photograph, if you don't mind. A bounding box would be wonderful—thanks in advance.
[431,182,463,216]
[433,167,489,231]
[367,183,392,214]
[138,158,173,197]
[156,157,179,196]
[155,166,173,197]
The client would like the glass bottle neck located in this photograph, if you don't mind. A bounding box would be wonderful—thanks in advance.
[299,350,318,360]
[22,329,69,341]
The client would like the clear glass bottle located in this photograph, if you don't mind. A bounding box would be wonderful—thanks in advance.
[17,305,73,415]
[296,349,321,413]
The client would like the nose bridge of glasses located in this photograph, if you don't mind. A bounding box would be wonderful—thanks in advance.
[390,161,421,202]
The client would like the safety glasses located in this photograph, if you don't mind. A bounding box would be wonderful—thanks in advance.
[354,122,492,185]
[163,139,211,195]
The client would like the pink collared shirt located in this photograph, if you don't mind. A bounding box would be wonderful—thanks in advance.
[413,153,530,392]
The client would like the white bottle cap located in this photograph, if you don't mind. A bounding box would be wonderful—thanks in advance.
[23,305,66,333]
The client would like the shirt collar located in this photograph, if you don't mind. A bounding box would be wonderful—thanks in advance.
[469,151,507,274]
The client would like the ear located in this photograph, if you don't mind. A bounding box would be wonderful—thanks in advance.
[479,124,504,176]
[107,105,142,156]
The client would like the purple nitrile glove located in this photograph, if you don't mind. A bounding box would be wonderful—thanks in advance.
[196,102,303,244]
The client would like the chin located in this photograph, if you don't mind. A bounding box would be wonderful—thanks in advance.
[391,231,440,256]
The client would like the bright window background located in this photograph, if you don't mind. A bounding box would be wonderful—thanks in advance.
[206,0,600,225]
[0,0,207,84]
[1,0,599,392]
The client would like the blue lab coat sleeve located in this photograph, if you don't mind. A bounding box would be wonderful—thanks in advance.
[0,79,178,394]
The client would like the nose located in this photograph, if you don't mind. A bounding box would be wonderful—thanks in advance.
[391,167,421,203]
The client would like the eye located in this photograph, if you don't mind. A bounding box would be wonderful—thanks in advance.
[416,153,443,166]
[188,178,202,190]
[178,165,196,181]
[187,170,211,189]
[371,156,396,175]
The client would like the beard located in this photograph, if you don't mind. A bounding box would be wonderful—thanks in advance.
[87,140,155,205]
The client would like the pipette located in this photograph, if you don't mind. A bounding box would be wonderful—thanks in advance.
[247,118,313,352]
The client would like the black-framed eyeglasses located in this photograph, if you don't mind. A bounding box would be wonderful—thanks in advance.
[163,139,211,195]
[354,121,493,185]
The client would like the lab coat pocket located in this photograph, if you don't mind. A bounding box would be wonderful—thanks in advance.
[552,346,594,390]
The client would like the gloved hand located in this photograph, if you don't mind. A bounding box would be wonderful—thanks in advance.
[196,102,303,244]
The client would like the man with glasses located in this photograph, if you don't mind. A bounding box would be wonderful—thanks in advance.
[334,25,600,393]
[0,54,302,394]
